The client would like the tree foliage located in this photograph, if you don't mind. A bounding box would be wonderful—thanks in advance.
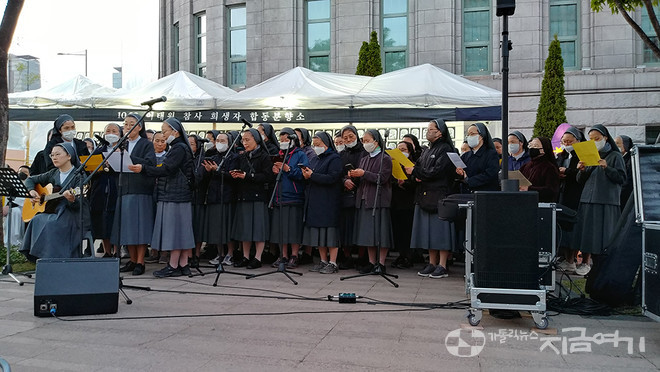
[534,35,567,139]
[356,31,382,77]
[591,0,660,60]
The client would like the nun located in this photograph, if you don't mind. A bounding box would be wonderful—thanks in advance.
[348,129,394,274]
[404,119,458,279]
[203,132,239,266]
[89,123,122,258]
[294,127,319,168]
[508,130,531,171]
[130,117,196,277]
[572,124,626,276]
[302,131,343,274]
[257,122,281,157]
[112,113,156,276]
[230,128,275,269]
[457,122,500,193]
[20,142,91,261]
[615,134,634,209]
[43,114,90,171]
[269,127,309,269]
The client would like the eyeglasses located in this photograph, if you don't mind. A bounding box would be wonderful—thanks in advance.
[49,152,66,158]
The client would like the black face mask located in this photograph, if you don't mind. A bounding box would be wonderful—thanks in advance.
[529,148,542,158]
[18,172,28,181]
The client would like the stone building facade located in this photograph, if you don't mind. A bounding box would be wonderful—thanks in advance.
[159,0,660,143]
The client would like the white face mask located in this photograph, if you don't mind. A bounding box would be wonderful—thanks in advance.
[166,135,175,144]
[279,141,291,150]
[261,134,267,141]
[467,135,480,149]
[363,142,377,153]
[508,143,520,155]
[105,134,120,144]
[335,144,345,152]
[203,142,214,151]
[62,130,76,142]
[595,139,607,151]
[562,144,574,153]
[313,146,326,155]
[402,152,410,158]
[345,139,358,148]
[216,143,228,153]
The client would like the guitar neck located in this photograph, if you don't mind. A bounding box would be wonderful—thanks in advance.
[43,188,80,202]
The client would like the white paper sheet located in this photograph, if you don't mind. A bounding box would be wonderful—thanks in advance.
[103,151,135,173]
[447,152,467,169]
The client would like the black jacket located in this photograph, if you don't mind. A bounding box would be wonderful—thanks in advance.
[460,146,500,193]
[118,137,156,196]
[304,149,343,228]
[556,150,583,209]
[340,143,368,208]
[411,140,458,205]
[203,151,238,204]
[142,137,193,203]
[89,145,118,213]
[191,152,209,204]
[234,146,274,202]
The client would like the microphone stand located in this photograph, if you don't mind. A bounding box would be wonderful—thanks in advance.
[194,120,252,285]
[341,131,399,287]
[77,105,160,301]
[247,140,303,284]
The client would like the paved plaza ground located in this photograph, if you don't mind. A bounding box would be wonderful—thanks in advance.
[1,258,659,371]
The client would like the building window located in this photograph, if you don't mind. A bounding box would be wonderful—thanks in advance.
[381,0,408,73]
[549,0,579,69]
[463,0,491,75]
[641,5,660,65]
[305,0,330,72]
[228,6,247,87]
[172,22,179,72]
[195,12,207,77]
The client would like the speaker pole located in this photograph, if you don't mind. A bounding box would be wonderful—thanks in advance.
[497,0,516,191]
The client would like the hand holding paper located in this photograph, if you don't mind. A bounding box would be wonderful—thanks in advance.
[572,141,600,166]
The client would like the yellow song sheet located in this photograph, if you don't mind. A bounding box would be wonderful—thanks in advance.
[80,154,104,171]
[572,140,601,166]
[386,149,414,168]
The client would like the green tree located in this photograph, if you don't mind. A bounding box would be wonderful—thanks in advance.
[13,61,40,91]
[591,0,660,60]
[534,35,567,139]
[356,31,382,77]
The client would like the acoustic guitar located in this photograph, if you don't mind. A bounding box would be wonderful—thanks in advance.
[22,183,81,222]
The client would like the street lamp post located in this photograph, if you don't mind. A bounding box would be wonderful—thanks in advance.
[57,49,88,76]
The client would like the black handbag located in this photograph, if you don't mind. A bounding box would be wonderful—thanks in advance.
[437,194,474,221]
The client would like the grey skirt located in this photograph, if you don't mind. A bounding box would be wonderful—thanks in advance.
[410,205,455,251]
[339,207,357,247]
[270,204,304,245]
[151,201,195,252]
[302,226,340,248]
[111,194,154,246]
[231,201,270,242]
[192,203,206,243]
[353,205,394,248]
[572,203,621,255]
[203,203,234,245]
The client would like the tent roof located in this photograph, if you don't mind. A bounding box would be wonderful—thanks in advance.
[219,67,372,109]
[353,63,502,108]
[9,75,117,108]
[102,71,237,110]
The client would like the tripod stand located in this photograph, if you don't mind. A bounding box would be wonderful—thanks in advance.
[246,138,303,285]
[0,167,31,286]
[195,120,253,284]
[340,132,399,287]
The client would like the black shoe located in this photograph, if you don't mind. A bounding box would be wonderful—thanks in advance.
[179,264,192,277]
[359,262,375,274]
[298,252,313,265]
[190,256,199,269]
[392,257,412,269]
[233,257,249,268]
[153,264,181,278]
[132,263,145,276]
[338,256,354,270]
[247,258,262,269]
[373,263,386,274]
[96,246,104,254]
[120,261,136,273]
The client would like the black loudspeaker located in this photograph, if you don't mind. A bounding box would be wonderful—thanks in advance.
[34,258,119,317]
[473,191,539,289]
[643,225,660,321]
[496,0,516,16]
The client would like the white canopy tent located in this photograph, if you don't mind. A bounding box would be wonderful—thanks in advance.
[9,75,117,108]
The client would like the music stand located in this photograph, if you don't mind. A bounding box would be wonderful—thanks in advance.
[0,167,32,285]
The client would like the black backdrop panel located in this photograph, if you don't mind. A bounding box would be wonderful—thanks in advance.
[473,191,539,289]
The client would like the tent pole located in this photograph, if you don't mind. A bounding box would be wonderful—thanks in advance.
[90,121,94,138]
[25,121,31,165]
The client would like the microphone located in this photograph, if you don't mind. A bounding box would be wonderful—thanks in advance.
[95,134,110,147]
[384,129,391,139]
[140,96,167,106]
[241,118,253,128]
[287,133,297,140]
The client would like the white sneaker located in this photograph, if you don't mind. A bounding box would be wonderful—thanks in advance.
[221,255,233,266]
[557,261,576,274]
[575,263,591,276]
[209,255,222,265]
